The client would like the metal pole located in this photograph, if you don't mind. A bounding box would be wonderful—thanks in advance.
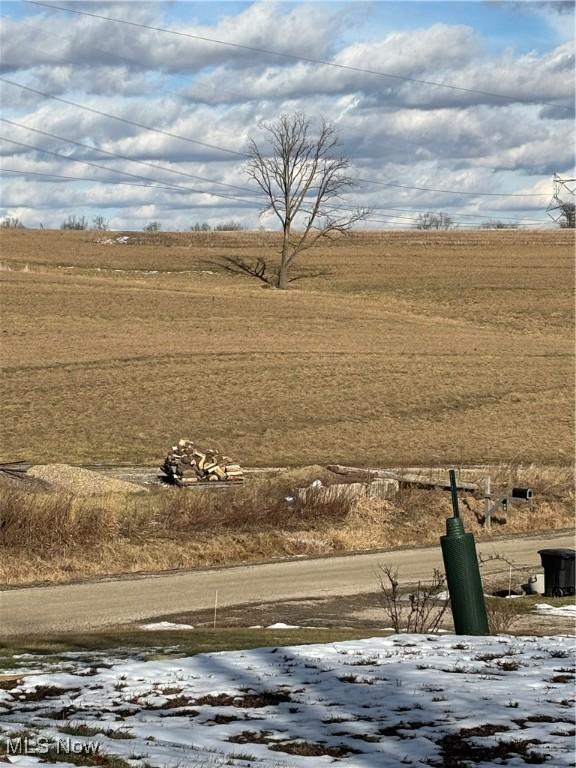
[449,469,460,517]
[441,469,490,635]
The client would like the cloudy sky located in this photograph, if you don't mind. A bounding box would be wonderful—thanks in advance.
[0,0,574,231]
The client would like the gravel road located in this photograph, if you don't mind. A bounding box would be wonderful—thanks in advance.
[0,530,572,637]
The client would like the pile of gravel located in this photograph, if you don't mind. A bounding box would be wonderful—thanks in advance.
[28,464,143,494]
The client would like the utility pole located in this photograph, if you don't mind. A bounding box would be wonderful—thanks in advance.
[547,174,576,228]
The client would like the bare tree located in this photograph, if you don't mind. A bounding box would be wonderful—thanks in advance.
[61,215,88,230]
[415,212,455,230]
[220,113,368,289]
[480,220,519,229]
[214,221,245,231]
[92,215,109,231]
[143,221,162,232]
[0,216,25,229]
[558,201,575,228]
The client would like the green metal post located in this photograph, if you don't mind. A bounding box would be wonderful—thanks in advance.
[441,469,490,635]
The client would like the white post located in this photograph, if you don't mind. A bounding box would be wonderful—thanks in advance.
[484,476,491,528]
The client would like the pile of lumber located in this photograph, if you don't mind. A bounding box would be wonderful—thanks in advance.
[161,439,243,486]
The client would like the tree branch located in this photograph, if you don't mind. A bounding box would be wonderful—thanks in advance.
[207,255,273,285]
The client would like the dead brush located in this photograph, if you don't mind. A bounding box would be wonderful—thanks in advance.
[485,598,521,634]
[482,462,574,500]
[128,478,352,539]
[378,564,449,633]
[0,488,119,550]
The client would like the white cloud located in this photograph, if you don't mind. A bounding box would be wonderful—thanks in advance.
[0,2,572,230]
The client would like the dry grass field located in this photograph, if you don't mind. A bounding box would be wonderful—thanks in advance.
[0,228,573,467]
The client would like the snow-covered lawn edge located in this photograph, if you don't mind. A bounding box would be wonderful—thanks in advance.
[1,634,574,767]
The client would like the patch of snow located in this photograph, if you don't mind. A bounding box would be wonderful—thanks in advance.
[141,621,194,630]
[265,622,301,629]
[1,634,574,768]
[534,602,576,617]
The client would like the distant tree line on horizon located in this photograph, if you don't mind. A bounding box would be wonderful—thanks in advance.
[2,208,575,231]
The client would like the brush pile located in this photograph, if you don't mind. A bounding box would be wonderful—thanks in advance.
[161,439,243,486]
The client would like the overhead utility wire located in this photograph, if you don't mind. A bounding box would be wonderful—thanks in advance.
[0,169,549,227]
[0,38,246,107]
[0,118,256,195]
[0,163,544,227]
[0,39,554,208]
[357,178,549,197]
[0,162,513,227]
[0,169,426,224]
[25,1,574,113]
[0,79,551,202]
[0,78,248,157]
[0,161,430,224]
[3,120,545,222]
[362,205,545,223]
[0,132,546,223]
[0,164,416,223]
[0,167,244,195]
[0,136,261,207]
[329,202,545,225]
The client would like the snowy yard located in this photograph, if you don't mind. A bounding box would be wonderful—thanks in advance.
[1,633,574,767]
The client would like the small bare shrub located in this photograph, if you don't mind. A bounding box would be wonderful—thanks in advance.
[485,598,520,634]
[378,565,449,633]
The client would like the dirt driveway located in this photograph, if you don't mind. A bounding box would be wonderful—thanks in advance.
[1,530,572,637]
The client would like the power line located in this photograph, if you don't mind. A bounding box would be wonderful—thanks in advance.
[3,166,542,226]
[0,37,247,107]
[0,160,448,224]
[0,166,416,223]
[0,117,256,195]
[0,79,553,203]
[0,136,261,206]
[365,205,545,223]
[2,120,545,220]
[2,168,551,227]
[0,132,547,224]
[1,14,565,207]
[0,77,248,158]
[357,178,549,197]
[0,166,234,195]
[24,0,575,113]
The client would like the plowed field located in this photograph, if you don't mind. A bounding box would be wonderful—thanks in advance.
[1,229,573,466]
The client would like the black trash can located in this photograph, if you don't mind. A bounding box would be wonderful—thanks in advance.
[538,549,575,597]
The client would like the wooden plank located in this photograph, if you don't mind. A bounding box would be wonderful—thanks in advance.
[326,464,479,492]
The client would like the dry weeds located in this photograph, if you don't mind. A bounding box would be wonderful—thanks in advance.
[0,464,572,586]
[0,229,573,467]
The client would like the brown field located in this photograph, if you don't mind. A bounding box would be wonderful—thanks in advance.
[0,228,573,467]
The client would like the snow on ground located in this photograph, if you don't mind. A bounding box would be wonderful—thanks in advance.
[141,622,194,631]
[1,634,574,767]
[534,603,576,618]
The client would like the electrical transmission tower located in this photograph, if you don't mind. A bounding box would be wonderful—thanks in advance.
[547,174,576,228]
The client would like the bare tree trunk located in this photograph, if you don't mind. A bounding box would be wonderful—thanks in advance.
[277,225,291,289]
[277,259,289,289]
